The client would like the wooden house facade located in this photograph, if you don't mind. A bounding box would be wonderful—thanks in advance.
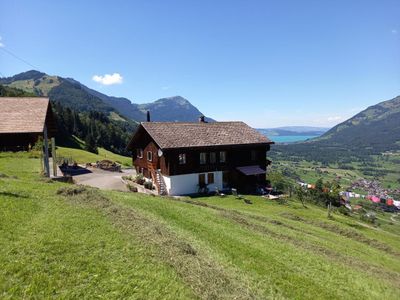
[127,119,273,195]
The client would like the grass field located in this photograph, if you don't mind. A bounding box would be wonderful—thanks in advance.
[56,146,132,166]
[1,152,400,299]
[5,77,61,96]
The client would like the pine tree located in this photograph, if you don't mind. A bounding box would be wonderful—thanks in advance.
[85,132,98,154]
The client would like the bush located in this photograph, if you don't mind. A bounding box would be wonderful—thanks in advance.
[360,211,378,225]
[122,175,134,181]
[135,174,145,185]
[144,181,153,190]
[338,205,351,216]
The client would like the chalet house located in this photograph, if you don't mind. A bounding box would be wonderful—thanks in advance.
[127,117,273,195]
[0,97,56,151]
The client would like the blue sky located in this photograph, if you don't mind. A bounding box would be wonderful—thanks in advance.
[1,0,399,128]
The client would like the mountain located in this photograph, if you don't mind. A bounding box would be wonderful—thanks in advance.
[0,71,116,114]
[137,96,214,122]
[272,95,400,163]
[0,70,213,123]
[317,96,400,144]
[258,126,329,137]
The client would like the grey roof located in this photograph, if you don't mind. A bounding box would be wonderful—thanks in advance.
[236,165,266,175]
[0,97,53,134]
[136,121,273,149]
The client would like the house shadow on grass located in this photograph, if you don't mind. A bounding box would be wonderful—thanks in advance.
[59,166,92,176]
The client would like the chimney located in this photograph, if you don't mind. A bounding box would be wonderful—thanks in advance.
[198,115,206,123]
[146,111,151,122]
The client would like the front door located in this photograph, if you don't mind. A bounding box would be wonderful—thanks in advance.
[222,171,229,189]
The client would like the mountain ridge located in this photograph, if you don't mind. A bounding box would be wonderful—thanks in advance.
[272,95,400,163]
[0,70,214,123]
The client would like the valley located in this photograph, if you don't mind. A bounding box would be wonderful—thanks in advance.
[270,152,400,193]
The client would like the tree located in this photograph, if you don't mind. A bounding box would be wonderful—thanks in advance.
[315,178,324,192]
[269,171,292,194]
[295,186,307,208]
[85,132,98,154]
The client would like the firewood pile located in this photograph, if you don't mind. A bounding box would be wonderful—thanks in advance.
[95,159,121,172]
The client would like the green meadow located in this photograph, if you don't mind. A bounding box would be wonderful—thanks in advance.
[56,146,132,167]
[0,152,399,299]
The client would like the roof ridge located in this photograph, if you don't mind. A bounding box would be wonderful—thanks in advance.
[141,121,244,124]
[130,120,273,150]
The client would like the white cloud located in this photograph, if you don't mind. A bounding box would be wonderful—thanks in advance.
[0,36,4,47]
[392,29,398,34]
[92,73,123,85]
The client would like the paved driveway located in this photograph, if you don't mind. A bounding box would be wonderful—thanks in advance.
[72,167,136,192]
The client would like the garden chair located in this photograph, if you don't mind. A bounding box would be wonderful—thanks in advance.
[231,188,243,200]
[215,187,226,197]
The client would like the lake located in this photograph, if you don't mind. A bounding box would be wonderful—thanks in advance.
[271,135,319,143]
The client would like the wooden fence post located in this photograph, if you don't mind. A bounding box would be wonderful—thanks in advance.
[51,137,57,176]
[43,125,50,177]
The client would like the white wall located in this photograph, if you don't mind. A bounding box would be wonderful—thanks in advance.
[162,171,223,196]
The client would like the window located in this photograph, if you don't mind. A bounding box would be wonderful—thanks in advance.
[219,151,226,163]
[207,173,214,184]
[137,148,143,158]
[198,173,206,186]
[210,152,216,164]
[147,151,153,161]
[251,150,257,161]
[200,152,207,164]
[178,153,186,165]
[139,167,144,174]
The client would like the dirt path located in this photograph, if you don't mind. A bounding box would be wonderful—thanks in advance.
[72,167,136,192]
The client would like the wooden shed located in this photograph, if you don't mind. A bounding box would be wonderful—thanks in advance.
[0,97,56,151]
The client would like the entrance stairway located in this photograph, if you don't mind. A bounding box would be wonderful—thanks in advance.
[155,170,168,195]
[147,161,168,195]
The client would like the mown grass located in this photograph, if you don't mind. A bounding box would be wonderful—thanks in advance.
[56,146,132,166]
[0,152,399,299]
[0,153,191,299]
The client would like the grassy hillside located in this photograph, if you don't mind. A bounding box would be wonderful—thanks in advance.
[273,95,400,164]
[56,146,132,166]
[0,84,36,97]
[1,152,399,299]
[5,75,61,96]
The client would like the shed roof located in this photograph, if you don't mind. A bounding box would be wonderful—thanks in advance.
[236,165,266,176]
[129,121,273,150]
[0,97,55,134]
